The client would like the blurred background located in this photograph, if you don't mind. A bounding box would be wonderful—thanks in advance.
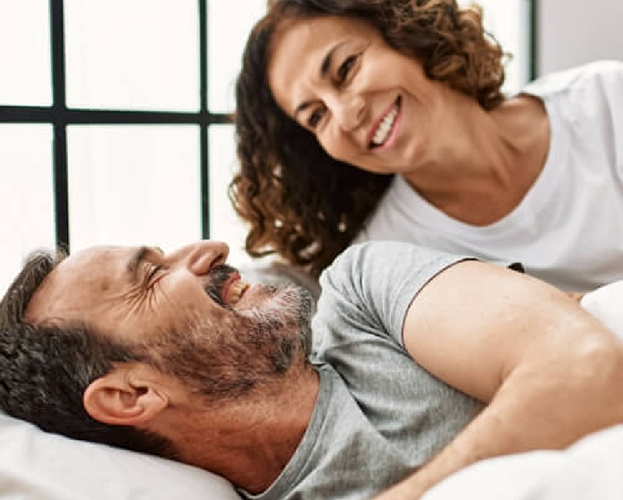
[1,0,622,295]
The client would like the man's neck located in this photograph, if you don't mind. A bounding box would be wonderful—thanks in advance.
[172,365,320,493]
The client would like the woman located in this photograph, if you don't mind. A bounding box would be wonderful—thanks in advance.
[231,0,623,291]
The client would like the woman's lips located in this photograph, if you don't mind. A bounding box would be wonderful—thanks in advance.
[368,96,402,149]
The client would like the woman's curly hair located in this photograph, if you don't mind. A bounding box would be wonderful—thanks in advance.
[231,0,506,278]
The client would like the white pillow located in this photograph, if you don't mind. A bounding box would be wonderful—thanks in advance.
[0,412,240,500]
[580,280,623,339]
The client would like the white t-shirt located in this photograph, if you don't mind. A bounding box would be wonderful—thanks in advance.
[354,61,623,291]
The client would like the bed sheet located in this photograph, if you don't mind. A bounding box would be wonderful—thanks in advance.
[423,423,623,500]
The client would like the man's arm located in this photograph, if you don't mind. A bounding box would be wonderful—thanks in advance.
[374,260,623,499]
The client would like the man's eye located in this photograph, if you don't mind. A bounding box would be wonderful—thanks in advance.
[337,54,359,83]
[308,107,326,128]
[145,265,162,284]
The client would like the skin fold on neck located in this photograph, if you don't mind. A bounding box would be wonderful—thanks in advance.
[402,89,550,227]
[161,364,320,493]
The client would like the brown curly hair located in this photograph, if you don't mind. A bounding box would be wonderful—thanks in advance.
[231,0,506,278]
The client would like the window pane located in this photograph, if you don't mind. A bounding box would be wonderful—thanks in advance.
[65,0,199,111]
[0,0,52,106]
[208,125,252,267]
[67,126,201,252]
[208,0,267,113]
[0,125,55,295]
[471,0,531,93]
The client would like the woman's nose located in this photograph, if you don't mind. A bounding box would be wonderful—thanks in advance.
[333,94,366,132]
[167,240,229,276]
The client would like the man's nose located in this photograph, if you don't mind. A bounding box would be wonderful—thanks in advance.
[332,93,366,132]
[167,240,229,276]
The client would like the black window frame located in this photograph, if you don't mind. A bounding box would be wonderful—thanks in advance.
[0,0,537,253]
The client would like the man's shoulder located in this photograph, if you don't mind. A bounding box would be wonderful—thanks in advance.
[321,241,465,285]
[324,241,441,271]
[315,241,471,336]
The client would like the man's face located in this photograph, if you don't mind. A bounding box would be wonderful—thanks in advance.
[26,240,313,399]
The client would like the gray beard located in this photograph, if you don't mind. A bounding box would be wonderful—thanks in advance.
[137,283,314,401]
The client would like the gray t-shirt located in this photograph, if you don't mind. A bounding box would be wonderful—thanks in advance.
[241,241,483,500]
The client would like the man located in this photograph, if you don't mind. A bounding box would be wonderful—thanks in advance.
[1,240,623,500]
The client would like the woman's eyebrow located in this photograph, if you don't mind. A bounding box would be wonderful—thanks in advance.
[320,41,348,78]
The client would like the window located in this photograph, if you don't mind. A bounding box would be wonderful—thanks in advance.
[0,0,535,294]
[460,0,536,94]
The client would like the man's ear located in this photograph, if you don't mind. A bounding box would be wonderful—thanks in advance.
[83,364,169,426]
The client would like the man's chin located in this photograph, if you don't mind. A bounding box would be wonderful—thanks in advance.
[242,283,313,346]
[148,283,315,401]
[266,283,314,323]
[238,282,310,314]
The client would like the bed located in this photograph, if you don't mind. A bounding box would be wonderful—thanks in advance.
[2,411,622,500]
[1,279,622,500]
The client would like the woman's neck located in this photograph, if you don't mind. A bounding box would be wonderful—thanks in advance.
[403,93,550,226]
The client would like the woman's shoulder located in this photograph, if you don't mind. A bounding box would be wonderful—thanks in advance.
[522,60,623,99]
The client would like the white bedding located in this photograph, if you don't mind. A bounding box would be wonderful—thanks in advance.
[2,411,622,500]
[424,424,623,500]
[0,412,239,500]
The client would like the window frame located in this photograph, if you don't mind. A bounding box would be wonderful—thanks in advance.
[0,0,538,253]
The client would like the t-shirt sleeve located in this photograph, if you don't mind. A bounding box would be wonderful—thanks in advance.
[313,241,471,351]
[570,61,623,180]
[524,60,623,179]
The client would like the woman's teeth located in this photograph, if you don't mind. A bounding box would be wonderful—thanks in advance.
[228,279,249,305]
[371,103,399,147]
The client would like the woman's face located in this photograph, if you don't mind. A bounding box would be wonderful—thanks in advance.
[268,15,448,174]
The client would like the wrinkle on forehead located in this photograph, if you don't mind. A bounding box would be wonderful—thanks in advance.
[267,18,314,116]
[267,15,379,118]
[24,246,130,325]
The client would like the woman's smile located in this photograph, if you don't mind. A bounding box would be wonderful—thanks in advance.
[368,95,402,149]
[268,15,439,175]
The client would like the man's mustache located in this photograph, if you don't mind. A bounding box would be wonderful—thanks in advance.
[204,264,240,307]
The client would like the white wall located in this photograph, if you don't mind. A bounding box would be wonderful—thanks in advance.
[538,0,623,74]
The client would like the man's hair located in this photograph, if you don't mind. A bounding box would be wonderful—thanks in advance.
[231,0,507,278]
[0,250,177,459]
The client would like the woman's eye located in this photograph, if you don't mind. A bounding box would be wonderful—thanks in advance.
[308,107,326,128]
[337,54,358,83]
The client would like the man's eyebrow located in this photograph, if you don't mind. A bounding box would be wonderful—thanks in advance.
[127,246,150,282]
[293,41,348,120]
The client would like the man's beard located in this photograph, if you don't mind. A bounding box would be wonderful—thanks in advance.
[137,282,314,402]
